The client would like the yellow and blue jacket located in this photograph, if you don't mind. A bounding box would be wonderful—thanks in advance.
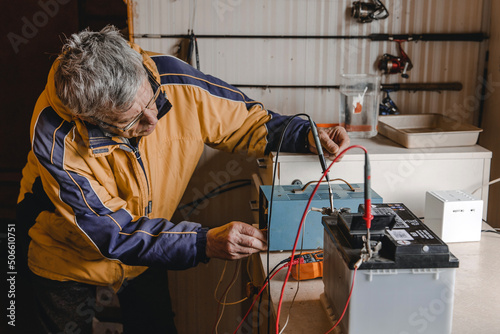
[17,46,310,290]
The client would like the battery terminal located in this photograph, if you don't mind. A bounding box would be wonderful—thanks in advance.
[360,238,382,263]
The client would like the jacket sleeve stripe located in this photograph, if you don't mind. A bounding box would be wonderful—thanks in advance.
[153,55,264,109]
[160,73,261,106]
[33,109,116,217]
[118,230,197,237]
[106,214,123,231]
[33,108,71,167]
[33,107,203,267]
[50,121,65,164]
[64,169,103,218]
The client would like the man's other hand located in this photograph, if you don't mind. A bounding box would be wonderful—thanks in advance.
[307,126,350,160]
[206,222,267,260]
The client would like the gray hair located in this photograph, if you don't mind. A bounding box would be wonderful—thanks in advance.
[55,25,147,119]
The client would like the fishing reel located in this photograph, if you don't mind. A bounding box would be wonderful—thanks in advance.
[378,40,413,79]
[351,0,389,23]
[379,90,399,115]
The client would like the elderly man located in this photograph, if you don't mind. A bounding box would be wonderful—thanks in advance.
[17,26,349,333]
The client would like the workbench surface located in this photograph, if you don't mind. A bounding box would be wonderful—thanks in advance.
[254,223,500,334]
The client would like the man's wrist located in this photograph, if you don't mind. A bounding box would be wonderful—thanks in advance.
[196,227,210,263]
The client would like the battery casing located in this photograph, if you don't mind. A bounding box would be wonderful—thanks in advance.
[322,203,459,334]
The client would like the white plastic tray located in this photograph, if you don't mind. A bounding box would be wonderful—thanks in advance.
[378,114,482,148]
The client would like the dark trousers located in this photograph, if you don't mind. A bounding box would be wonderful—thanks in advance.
[30,267,177,334]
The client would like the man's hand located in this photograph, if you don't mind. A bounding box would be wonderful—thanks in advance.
[206,221,267,260]
[307,126,350,160]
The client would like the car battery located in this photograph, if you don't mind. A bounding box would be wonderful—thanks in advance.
[259,183,383,251]
[322,203,459,334]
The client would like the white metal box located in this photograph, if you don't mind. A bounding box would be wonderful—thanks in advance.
[424,190,483,243]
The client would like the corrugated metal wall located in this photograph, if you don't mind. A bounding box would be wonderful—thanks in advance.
[127,1,490,333]
[130,0,489,126]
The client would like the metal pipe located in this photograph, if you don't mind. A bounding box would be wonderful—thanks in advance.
[133,33,487,42]
[233,82,463,92]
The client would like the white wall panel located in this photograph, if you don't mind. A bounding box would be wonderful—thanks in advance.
[131,0,487,125]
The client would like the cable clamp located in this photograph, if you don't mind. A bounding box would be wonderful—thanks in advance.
[311,206,337,216]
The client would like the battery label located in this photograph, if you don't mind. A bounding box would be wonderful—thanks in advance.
[393,220,409,229]
[372,206,409,228]
[415,229,435,240]
[388,229,414,241]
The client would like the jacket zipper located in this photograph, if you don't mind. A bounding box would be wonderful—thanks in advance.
[131,144,152,216]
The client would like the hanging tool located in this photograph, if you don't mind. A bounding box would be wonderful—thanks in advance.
[186,31,200,70]
[378,40,413,79]
[175,0,201,70]
[351,0,389,23]
[175,32,200,70]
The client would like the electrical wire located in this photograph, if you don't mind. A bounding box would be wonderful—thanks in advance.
[479,219,500,234]
[294,178,356,193]
[324,266,359,334]
[215,258,248,306]
[217,296,248,306]
[215,261,241,333]
[482,229,500,235]
[257,257,294,334]
[275,145,369,334]
[279,315,291,334]
[260,115,369,332]
[214,261,228,302]
[178,179,251,219]
[188,0,197,33]
[178,179,251,209]
[213,261,232,334]
[212,260,242,334]
[279,211,309,334]
[471,177,500,195]
[246,254,254,282]
[266,113,312,334]
[233,263,290,334]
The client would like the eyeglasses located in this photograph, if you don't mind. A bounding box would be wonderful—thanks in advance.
[94,74,161,132]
